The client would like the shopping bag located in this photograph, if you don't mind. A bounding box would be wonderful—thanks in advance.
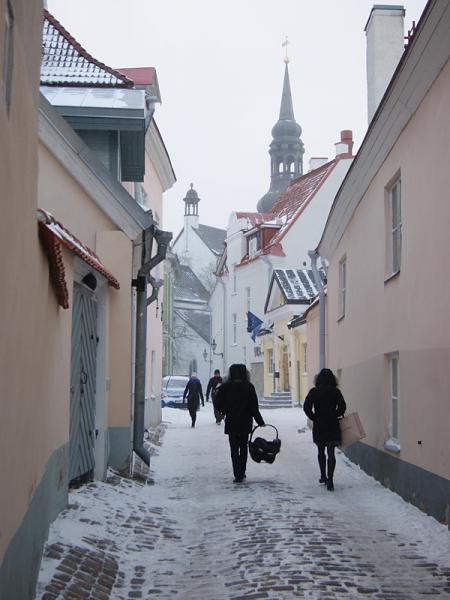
[339,412,366,448]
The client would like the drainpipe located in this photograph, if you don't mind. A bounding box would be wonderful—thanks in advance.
[217,277,227,374]
[308,250,326,370]
[133,226,172,466]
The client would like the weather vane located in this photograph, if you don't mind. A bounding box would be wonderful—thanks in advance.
[282,36,290,64]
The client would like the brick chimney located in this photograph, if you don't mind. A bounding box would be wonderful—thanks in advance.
[335,130,354,159]
[365,5,405,123]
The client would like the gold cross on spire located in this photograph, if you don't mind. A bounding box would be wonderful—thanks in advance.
[282,36,290,64]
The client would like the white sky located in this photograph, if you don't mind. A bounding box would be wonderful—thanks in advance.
[47,0,427,238]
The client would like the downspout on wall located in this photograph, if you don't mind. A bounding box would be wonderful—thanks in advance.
[133,226,172,466]
[308,250,326,370]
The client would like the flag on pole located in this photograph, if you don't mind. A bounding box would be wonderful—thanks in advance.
[247,311,263,342]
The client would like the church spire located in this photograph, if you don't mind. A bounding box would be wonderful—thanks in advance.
[279,63,295,121]
[257,55,304,213]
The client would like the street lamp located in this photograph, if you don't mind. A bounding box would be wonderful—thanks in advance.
[211,338,223,358]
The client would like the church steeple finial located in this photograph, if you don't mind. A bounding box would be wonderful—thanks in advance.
[256,50,304,213]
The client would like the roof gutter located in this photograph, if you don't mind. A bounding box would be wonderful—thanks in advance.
[133,225,172,466]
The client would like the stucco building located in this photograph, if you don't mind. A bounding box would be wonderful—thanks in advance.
[164,185,226,384]
[210,60,353,399]
[310,0,450,523]
[0,8,174,597]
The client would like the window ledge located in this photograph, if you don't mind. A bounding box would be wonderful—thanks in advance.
[384,270,400,285]
[384,438,401,453]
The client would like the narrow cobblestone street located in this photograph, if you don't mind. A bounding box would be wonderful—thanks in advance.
[37,407,450,599]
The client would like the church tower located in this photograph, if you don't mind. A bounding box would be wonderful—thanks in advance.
[183,183,200,227]
[257,59,304,213]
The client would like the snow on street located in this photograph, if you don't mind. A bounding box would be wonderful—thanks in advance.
[36,406,450,599]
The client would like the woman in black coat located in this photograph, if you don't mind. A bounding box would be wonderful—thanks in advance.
[215,364,265,483]
[183,373,204,427]
[303,368,346,491]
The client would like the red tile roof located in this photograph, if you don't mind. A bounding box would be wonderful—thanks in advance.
[237,160,338,267]
[41,11,134,88]
[117,67,156,86]
[38,209,120,309]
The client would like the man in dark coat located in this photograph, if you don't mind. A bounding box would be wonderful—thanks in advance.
[206,369,223,424]
[183,373,204,428]
[215,364,265,482]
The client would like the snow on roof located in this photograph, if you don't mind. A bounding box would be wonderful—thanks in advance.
[174,309,211,343]
[38,209,120,308]
[235,212,273,227]
[173,264,209,304]
[237,161,337,267]
[41,11,134,88]
[273,269,325,303]
[193,224,226,256]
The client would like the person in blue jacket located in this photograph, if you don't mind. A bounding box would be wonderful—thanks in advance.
[183,372,204,428]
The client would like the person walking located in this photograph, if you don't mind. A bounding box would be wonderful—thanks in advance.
[183,372,204,428]
[303,368,346,491]
[215,364,265,483]
[206,369,223,424]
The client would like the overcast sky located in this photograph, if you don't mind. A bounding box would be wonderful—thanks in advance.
[47,0,427,238]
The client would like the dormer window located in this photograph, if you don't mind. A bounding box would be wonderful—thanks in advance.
[248,235,258,257]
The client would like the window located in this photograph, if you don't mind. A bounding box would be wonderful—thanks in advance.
[232,313,237,344]
[302,343,307,374]
[248,234,259,258]
[2,2,13,111]
[387,178,402,277]
[338,257,347,319]
[246,287,251,311]
[267,348,274,374]
[385,353,400,452]
[232,267,237,294]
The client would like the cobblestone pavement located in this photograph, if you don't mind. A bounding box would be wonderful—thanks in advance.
[36,408,450,599]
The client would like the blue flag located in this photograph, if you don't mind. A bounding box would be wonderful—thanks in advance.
[247,311,263,342]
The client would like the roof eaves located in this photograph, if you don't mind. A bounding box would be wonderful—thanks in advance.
[39,93,152,238]
[43,11,134,88]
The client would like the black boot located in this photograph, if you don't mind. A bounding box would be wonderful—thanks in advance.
[327,479,334,491]
[318,455,327,484]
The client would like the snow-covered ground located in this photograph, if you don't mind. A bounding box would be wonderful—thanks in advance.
[36,406,450,599]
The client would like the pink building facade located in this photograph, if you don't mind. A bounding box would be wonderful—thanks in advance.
[314,1,450,523]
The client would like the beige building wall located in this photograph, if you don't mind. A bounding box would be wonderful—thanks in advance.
[142,151,165,426]
[0,1,71,595]
[324,58,450,518]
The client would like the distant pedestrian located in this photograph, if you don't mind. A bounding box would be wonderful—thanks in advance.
[215,364,265,483]
[183,372,204,428]
[206,369,223,424]
[303,368,346,491]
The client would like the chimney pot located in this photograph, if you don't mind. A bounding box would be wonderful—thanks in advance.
[365,5,405,123]
[335,130,354,159]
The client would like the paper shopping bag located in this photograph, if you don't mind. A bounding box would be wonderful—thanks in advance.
[339,412,366,448]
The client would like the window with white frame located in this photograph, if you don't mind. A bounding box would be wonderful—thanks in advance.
[246,287,251,311]
[385,353,400,451]
[387,178,402,276]
[2,2,14,111]
[267,348,274,373]
[248,235,258,257]
[338,256,347,319]
[232,313,237,344]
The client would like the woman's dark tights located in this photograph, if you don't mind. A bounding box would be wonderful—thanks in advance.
[317,443,336,482]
